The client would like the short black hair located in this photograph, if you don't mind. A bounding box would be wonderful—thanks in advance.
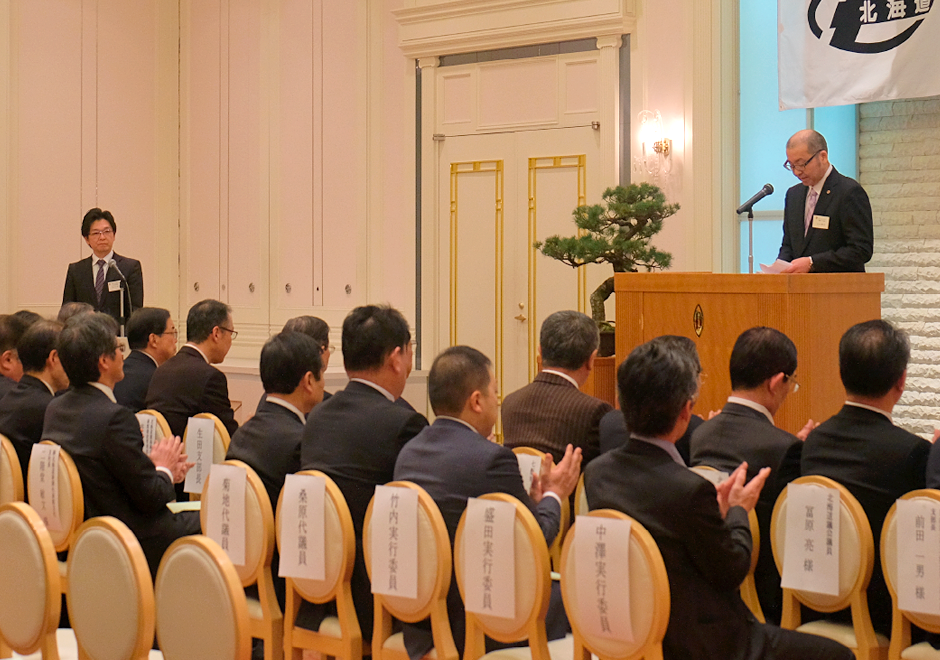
[81,208,116,237]
[839,320,909,398]
[619,338,699,437]
[12,310,44,327]
[283,316,330,348]
[57,302,95,324]
[57,313,119,385]
[341,305,410,372]
[186,299,231,343]
[260,332,323,395]
[729,327,798,390]
[540,311,599,370]
[17,320,64,374]
[428,346,492,417]
[0,314,31,353]
[126,308,171,350]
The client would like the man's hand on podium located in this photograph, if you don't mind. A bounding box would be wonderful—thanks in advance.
[782,257,812,273]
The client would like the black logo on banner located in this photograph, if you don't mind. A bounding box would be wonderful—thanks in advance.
[808,0,934,53]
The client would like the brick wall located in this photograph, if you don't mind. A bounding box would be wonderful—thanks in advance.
[859,97,940,436]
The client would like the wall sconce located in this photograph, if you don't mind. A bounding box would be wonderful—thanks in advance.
[635,109,672,177]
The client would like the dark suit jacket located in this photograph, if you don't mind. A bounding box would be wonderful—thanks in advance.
[777,167,873,273]
[114,350,158,413]
[0,375,16,400]
[62,252,144,323]
[394,418,562,660]
[144,345,238,439]
[0,375,54,487]
[690,402,803,624]
[299,380,428,639]
[802,405,931,635]
[585,439,759,660]
[502,372,612,465]
[599,409,704,464]
[42,384,200,577]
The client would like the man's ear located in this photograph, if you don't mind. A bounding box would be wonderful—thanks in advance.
[147,333,160,350]
[768,372,787,394]
[586,349,598,372]
[466,389,483,414]
[895,369,907,396]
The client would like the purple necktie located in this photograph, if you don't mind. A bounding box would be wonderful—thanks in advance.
[95,259,107,305]
[804,189,818,237]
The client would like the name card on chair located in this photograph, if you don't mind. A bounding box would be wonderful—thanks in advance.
[463,497,515,618]
[896,498,940,616]
[136,414,160,455]
[206,464,247,566]
[371,485,418,598]
[516,454,542,495]
[183,416,215,494]
[279,473,326,580]
[781,483,840,596]
[574,515,634,642]
[28,443,61,532]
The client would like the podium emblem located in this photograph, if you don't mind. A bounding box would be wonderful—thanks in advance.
[693,305,704,337]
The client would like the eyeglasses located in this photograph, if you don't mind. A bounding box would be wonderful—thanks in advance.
[89,228,114,238]
[161,329,179,337]
[784,373,800,393]
[320,344,335,355]
[783,150,822,173]
[218,326,238,340]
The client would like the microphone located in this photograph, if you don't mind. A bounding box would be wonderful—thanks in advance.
[108,259,134,320]
[107,259,126,281]
[736,183,774,214]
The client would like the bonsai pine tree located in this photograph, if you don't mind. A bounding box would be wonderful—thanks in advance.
[536,183,679,327]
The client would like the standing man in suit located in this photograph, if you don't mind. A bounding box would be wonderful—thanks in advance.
[778,130,873,273]
[41,313,199,578]
[299,304,428,640]
[0,314,33,398]
[690,327,810,624]
[502,310,612,466]
[395,346,580,660]
[585,337,852,660]
[802,320,932,636]
[114,308,178,412]
[62,208,144,324]
[0,320,69,486]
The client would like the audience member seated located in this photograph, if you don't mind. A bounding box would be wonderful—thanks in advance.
[502,310,611,466]
[584,337,852,660]
[114,307,179,412]
[57,301,95,324]
[255,315,332,413]
[394,346,579,659]
[0,313,35,398]
[689,327,807,624]
[802,319,932,637]
[13,310,44,326]
[599,335,704,462]
[298,304,428,639]
[41,313,200,578]
[0,320,69,486]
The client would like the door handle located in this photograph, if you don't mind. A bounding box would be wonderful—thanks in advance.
[514,314,527,322]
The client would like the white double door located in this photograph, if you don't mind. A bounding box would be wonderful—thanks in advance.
[438,125,608,414]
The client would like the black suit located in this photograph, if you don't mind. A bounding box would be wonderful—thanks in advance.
[0,375,55,487]
[114,350,158,413]
[394,418,564,660]
[42,384,200,578]
[599,409,703,464]
[689,402,803,624]
[298,380,428,639]
[802,405,931,636]
[585,439,851,660]
[0,375,17,400]
[777,167,873,273]
[62,253,144,323]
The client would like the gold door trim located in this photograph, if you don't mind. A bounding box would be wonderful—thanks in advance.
[526,155,587,381]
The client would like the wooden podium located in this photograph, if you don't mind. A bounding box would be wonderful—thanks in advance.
[614,273,885,435]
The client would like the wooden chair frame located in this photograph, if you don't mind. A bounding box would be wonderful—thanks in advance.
[455,492,554,660]
[67,516,155,660]
[771,475,883,660]
[363,481,458,660]
[740,508,765,624]
[184,412,232,502]
[0,434,23,505]
[560,509,670,660]
[276,470,361,660]
[201,460,283,660]
[574,473,588,518]
[512,447,570,571]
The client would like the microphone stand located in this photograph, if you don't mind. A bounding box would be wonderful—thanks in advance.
[747,208,754,274]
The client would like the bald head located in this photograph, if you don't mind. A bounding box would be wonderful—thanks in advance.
[787,129,828,154]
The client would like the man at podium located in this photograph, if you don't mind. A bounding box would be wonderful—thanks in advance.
[778,130,873,274]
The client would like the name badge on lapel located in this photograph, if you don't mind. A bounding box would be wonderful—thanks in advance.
[812,215,830,230]
[108,280,122,292]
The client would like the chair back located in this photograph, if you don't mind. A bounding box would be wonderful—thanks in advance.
[135,409,172,449]
[454,493,552,660]
[364,481,457,660]
[67,516,155,660]
[689,465,729,486]
[155,535,251,660]
[574,473,588,517]
[559,509,669,660]
[0,434,23,505]
[739,508,765,623]
[511,446,570,570]
[27,441,84,554]
[0,502,61,656]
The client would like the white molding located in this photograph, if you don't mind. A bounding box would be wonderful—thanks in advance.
[394,0,635,58]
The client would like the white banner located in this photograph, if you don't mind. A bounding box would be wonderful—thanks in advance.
[136,414,160,455]
[781,483,841,596]
[779,0,940,110]
[515,454,541,496]
[463,497,516,618]
[28,444,61,532]
[183,416,215,494]
[574,515,634,642]
[370,485,419,598]
[206,464,247,567]
[896,498,940,616]
[278,474,326,580]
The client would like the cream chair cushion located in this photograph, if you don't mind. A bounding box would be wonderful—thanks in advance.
[284,491,344,602]
[796,620,888,649]
[234,479,264,583]
[0,510,50,650]
[479,634,574,660]
[376,497,437,617]
[575,482,588,518]
[901,641,940,659]
[11,628,79,659]
[0,437,21,504]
